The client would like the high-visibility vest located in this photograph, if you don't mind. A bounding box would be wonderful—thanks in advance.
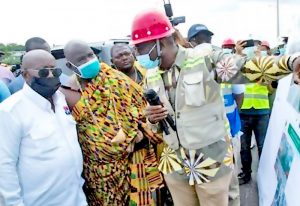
[221,84,241,137]
[241,83,269,109]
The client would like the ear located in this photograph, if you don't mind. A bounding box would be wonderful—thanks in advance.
[21,69,30,81]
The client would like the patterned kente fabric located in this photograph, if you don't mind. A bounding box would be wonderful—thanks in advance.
[72,63,163,206]
[124,62,164,206]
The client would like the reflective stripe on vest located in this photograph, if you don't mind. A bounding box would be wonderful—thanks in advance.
[241,83,269,109]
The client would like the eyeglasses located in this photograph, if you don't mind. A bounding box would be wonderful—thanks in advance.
[27,68,63,78]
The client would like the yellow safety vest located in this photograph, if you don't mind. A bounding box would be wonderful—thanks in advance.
[241,83,269,109]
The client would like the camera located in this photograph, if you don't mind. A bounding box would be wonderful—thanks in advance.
[163,0,186,26]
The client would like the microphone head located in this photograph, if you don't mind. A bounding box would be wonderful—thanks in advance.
[144,89,161,105]
[144,89,157,100]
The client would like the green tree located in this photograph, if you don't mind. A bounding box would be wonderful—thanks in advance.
[0,43,25,65]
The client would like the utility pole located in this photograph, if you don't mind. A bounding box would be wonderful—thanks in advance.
[276,0,280,37]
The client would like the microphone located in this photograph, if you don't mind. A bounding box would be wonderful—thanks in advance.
[144,89,177,135]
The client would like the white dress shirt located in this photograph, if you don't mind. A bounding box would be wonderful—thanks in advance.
[0,83,87,206]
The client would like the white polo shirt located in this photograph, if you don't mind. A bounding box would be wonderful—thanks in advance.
[0,83,87,206]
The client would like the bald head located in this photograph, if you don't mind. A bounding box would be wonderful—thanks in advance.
[22,49,55,70]
[25,37,51,52]
[22,50,56,83]
[64,40,95,67]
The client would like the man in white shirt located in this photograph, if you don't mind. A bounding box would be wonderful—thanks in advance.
[0,50,87,206]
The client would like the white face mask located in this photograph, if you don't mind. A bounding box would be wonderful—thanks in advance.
[223,48,233,54]
[136,40,161,70]
[260,51,268,57]
[243,46,256,60]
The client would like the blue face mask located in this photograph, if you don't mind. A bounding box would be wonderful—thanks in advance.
[136,44,160,70]
[243,46,256,60]
[260,51,268,57]
[76,57,100,79]
[279,47,286,55]
[223,48,233,54]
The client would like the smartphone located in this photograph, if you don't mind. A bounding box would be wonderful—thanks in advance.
[243,39,255,48]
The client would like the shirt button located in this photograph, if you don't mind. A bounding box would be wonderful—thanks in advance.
[177,112,180,119]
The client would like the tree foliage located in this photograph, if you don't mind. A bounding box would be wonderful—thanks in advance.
[0,43,24,65]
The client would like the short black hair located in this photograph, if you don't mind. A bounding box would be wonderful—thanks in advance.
[110,43,131,58]
[25,37,47,52]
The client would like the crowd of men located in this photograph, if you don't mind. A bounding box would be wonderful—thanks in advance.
[0,9,300,206]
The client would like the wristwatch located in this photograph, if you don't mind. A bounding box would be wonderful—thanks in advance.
[288,52,300,71]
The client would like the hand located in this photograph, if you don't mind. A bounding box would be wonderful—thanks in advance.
[135,130,144,143]
[235,40,246,56]
[174,28,193,48]
[145,105,168,124]
[293,57,300,84]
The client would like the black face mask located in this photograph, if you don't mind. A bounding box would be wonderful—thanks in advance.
[30,77,61,99]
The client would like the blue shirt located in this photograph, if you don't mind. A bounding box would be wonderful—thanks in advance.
[0,80,11,103]
[8,75,25,94]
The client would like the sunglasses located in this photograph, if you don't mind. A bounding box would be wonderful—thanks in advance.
[27,68,63,78]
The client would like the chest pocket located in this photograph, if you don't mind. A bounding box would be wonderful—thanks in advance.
[183,71,206,106]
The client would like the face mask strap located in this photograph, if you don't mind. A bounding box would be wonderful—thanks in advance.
[156,39,161,58]
[68,61,81,77]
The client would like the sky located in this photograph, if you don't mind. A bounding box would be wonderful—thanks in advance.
[1,0,300,48]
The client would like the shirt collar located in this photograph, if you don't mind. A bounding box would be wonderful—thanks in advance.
[174,46,187,68]
[22,83,64,111]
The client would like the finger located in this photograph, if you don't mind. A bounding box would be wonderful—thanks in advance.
[145,105,162,111]
[150,112,168,119]
[145,107,167,117]
[236,40,244,45]
[150,113,168,122]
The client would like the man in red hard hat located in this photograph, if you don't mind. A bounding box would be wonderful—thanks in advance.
[132,9,237,206]
[222,38,236,54]
[131,9,300,206]
[259,40,271,56]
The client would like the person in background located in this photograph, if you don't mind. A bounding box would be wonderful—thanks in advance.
[63,40,163,206]
[188,24,214,46]
[111,44,144,83]
[0,65,15,85]
[258,41,278,109]
[221,83,244,206]
[0,80,11,103]
[0,51,5,62]
[259,41,272,57]
[110,44,164,206]
[8,37,51,94]
[222,38,236,54]
[235,39,274,185]
[0,50,87,206]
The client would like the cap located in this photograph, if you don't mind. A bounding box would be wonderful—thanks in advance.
[187,24,214,41]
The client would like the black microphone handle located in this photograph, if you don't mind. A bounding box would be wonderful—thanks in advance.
[160,119,170,135]
[165,114,177,131]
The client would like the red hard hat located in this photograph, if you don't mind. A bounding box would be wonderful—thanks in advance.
[261,41,270,49]
[131,9,175,45]
[222,38,235,46]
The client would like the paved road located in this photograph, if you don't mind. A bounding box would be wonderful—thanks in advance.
[239,145,259,206]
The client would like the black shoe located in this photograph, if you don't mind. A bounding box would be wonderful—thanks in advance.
[238,172,243,178]
[238,173,251,185]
